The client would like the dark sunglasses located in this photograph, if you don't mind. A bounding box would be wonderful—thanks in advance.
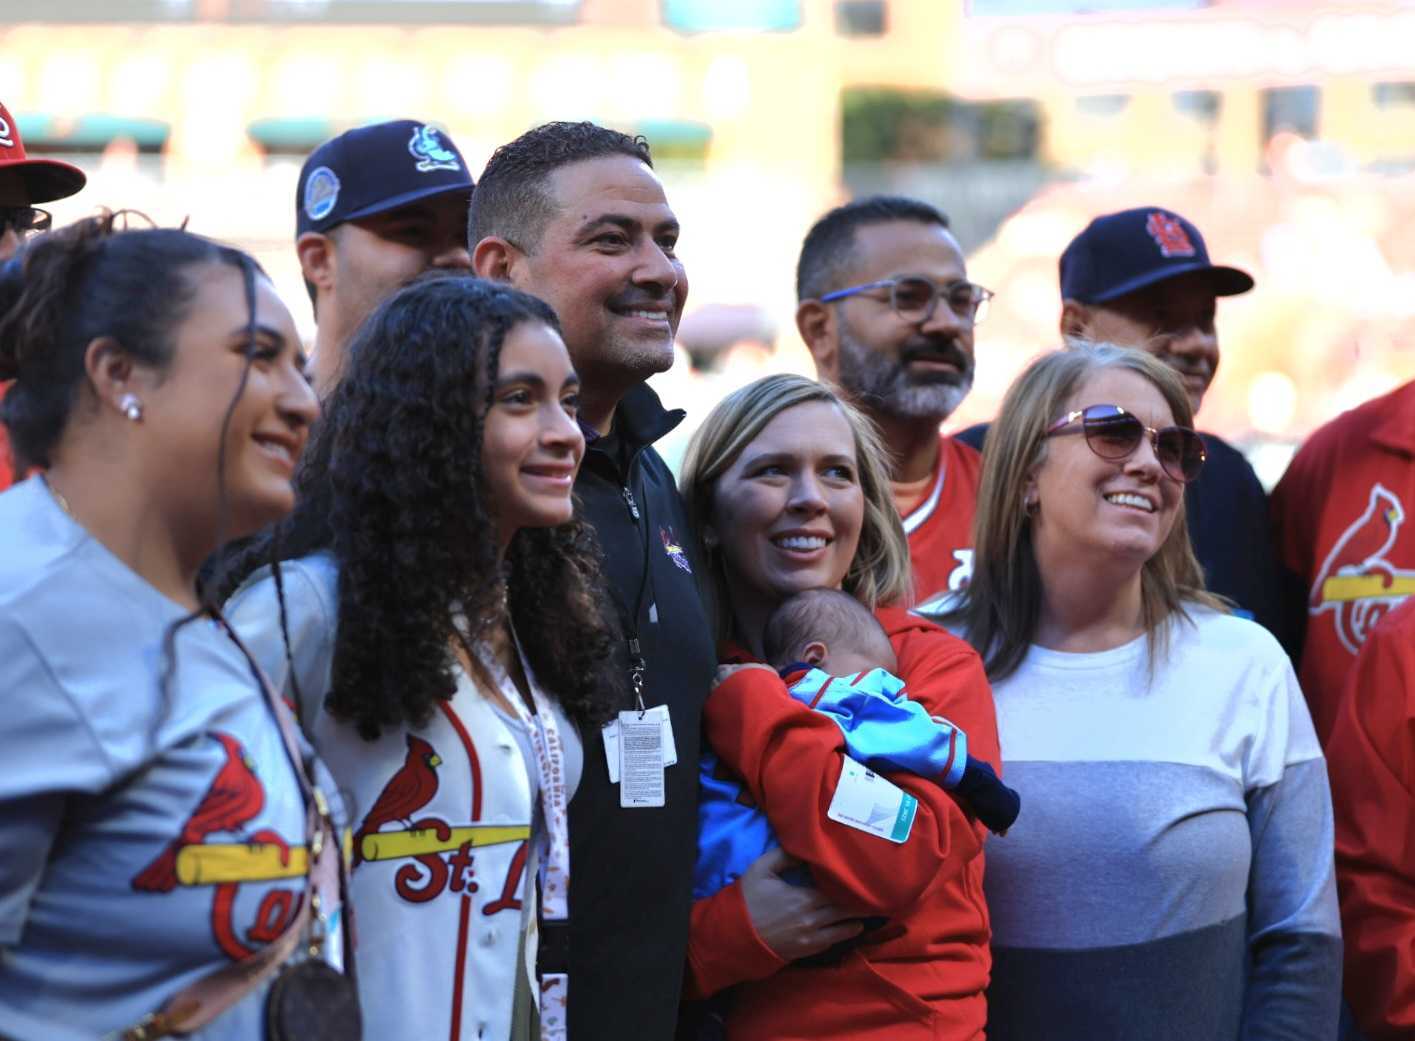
[0,206,51,236]
[819,276,994,326]
[1045,403,1206,484]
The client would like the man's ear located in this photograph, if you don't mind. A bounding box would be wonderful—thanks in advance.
[796,299,839,382]
[1059,299,1091,342]
[296,232,336,299]
[472,236,520,284]
[802,640,828,667]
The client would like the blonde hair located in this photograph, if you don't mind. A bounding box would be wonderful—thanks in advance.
[679,373,912,640]
[939,341,1225,681]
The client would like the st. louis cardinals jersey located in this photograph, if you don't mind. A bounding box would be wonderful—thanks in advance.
[902,435,983,605]
[229,552,581,1041]
[0,478,341,1041]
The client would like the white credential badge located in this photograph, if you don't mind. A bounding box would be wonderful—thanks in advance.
[827,756,918,844]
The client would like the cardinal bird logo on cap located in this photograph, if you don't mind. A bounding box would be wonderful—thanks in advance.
[1146,211,1196,258]
[408,125,461,173]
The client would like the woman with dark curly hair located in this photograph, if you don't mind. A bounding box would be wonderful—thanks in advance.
[225,274,622,1041]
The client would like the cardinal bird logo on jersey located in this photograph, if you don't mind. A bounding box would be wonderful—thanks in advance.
[131,731,303,961]
[353,734,443,867]
[133,732,273,892]
[1310,483,1415,655]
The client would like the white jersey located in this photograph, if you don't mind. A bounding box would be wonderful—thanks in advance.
[228,552,581,1041]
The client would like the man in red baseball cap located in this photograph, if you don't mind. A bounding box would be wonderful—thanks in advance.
[0,100,86,489]
[0,101,86,261]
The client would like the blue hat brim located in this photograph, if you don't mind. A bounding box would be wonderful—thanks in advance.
[1091,262,1254,303]
[331,178,475,226]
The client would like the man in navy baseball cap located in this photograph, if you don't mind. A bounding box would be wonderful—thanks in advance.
[1059,206,1252,413]
[1057,205,1281,637]
[295,118,474,392]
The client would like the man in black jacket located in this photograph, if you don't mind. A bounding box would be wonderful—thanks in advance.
[468,121,717,1040]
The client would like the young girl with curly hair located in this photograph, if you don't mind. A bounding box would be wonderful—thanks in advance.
[225,274,622,1041]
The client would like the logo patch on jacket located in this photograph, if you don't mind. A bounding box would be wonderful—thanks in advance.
[1310,483,1415,655]
[661,526,692,574]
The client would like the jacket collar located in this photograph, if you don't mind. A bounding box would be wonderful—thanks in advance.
[580,381,685,456]
[1368,379,1415,457]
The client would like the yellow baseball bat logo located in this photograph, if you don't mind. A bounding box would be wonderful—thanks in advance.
[359,823,530,863]
[1321,574,1415,603]
[175,842,309,886]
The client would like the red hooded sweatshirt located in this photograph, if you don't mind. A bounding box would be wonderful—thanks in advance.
[685,607,998,1041]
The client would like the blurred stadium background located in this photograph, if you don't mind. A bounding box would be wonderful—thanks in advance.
[8,0,1415,481]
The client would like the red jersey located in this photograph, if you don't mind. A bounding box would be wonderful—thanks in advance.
[903,435,983,605]
[1271,380,1415,742]
[1327,597,1415,1040]
[685,609,997,1041]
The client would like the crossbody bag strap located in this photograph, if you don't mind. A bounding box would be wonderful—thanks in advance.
[115,615,345,1041]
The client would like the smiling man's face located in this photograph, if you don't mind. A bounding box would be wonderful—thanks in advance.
[822,219,976,423]
[509,155,687,394]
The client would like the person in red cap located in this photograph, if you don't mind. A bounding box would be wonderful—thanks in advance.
[0,100,87,489]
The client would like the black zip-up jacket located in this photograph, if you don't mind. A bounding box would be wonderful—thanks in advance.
[567,383,716,1041]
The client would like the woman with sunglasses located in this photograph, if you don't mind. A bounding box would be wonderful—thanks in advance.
[927,342,1340,1040]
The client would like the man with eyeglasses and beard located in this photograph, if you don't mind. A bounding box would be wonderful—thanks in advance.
[0,99,86,489]
[796,196,990,603]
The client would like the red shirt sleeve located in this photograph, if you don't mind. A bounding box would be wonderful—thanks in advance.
[701,628,991,918]
[682,879,786,1000]
[1329,602,1415,1040]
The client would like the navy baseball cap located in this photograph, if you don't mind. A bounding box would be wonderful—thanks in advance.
[1059,206,1254,304]
[295,119,474,238]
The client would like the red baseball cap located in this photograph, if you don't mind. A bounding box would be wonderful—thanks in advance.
[0,101,86,204]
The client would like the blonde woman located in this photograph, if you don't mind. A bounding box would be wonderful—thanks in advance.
[927,342,1341,1040]
[679,373,1000,1041]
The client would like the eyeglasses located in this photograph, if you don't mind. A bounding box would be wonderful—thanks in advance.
[0,207,51,236]
[819,276,994,326]
[1045,404,1206,484]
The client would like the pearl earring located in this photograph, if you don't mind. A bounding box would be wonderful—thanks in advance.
[119,393,143,423]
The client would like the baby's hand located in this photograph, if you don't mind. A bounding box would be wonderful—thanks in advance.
[713,662,778,687]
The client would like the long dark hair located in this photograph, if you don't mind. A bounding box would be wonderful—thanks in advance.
[225,274,622,739]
